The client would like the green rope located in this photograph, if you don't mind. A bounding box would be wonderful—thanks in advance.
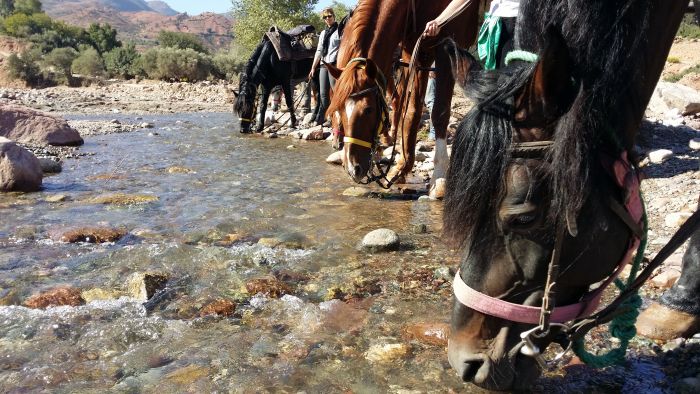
[572,194,648,368]
[504,50,539,66]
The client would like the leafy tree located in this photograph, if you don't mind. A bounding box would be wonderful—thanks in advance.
[5,48,42,85]
[157,30,209,54]
[43,47,78,83]
[231,0,319,53]
[2,11,52,37]
[13,0,40,15]
[104,43,139,79]
[135,47,212,81]
[71,46,105,77]
[0,0,14,17]
[87,23,120,54]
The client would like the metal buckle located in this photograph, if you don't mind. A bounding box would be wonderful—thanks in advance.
[519,323,571,369]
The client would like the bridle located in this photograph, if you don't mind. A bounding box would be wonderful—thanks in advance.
[341,57,401,188]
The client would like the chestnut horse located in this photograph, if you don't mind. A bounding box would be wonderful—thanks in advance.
[443,0,686,390]
[325,0,479,193]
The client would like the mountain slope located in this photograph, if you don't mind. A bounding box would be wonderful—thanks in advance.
[147,1,178,16]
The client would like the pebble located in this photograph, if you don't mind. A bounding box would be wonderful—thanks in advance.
[364,343,411,363]
[648,149,674,164]
[343,186,371,198]
[326,151,343,165]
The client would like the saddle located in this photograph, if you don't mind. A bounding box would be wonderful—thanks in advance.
[264,25,317,61]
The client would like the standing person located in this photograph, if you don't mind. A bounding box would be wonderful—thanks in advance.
[423,0,518,70]
[309,8,341,127]
[424,69,436,141]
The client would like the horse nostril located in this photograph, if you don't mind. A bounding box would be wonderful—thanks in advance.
[461,359,484,382]
[353,164,363,176]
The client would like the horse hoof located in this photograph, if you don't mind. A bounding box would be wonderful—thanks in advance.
[636,301,700,340]
[429,178,447,200]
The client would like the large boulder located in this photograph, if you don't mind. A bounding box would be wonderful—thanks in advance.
[0,137,42,192]
[0,104,83,146]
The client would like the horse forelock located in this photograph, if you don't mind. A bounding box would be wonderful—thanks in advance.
[326,61,371,118]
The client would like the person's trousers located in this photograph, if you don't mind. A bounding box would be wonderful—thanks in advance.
[315,65,336,125]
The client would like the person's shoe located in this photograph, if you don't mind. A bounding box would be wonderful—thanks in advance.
[322,120,331,127]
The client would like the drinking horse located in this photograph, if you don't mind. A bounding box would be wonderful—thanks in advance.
[233,39,316,133]
[443,0,686,390]
[325,0,479,192]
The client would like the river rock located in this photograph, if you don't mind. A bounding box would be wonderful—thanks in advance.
[647,81,700,116]
[690,138,700,150]
[650,268,681,289]
[326,150,343,165]
[343,186,371,197]
[81,288,123,302]
[139,122,154,129]
[54,226,127,243]
[648,149,673,164]
[86,193,158,205]
[0,288,20,306]
[199,299,236,317]
[245,277,293,298]
[127,272,168,301]
[361,229,400,252]
[0,137,42,192]
[403,323,450,347]
[429,178,446,200]
[302,127,327,140]
[302,113,315,126]
[24,286,85,309]
[0,104,83,146]
[38,158,62,173]
[364,343,411,363]
[665,212,693,228]
[165,365,210,385]
[44,193,69,202]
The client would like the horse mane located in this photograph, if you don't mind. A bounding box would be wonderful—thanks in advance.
[444,0,652,247]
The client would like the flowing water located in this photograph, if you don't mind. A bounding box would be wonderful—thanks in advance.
[1,112,691,393]
[0,113,472,393]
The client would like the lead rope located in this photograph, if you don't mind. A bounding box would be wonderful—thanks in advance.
[571,195,647,368]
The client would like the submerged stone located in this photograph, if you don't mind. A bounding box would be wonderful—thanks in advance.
[245,277,293,298]
[199,299,236,317]
[24,286,85,309]
[127,272,168,301]
[361,229,400,252]
[86,193,158,205]
[56,226,127,243]
[364,343,411,364]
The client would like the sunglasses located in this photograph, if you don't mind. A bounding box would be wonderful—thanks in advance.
[323,15,334,19]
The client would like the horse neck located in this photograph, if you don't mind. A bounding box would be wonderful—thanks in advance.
[339,0,409,74]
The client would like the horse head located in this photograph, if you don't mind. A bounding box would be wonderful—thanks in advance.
[443,28,643,390]
[326,58,389,182]
[233,73,257,133]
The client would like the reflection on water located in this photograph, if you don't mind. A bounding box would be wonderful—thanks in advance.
[0,113,475,392]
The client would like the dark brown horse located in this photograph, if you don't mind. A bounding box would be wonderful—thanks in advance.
[325,0,479,194]
[443,0,686,390]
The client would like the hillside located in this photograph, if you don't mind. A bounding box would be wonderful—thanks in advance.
[41,0,233,50]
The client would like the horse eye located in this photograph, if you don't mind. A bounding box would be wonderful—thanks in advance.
[513,214,536,225]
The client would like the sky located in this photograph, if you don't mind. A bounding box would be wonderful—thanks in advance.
[163,1,355,16]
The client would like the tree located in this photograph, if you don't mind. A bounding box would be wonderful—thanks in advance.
[72,46,105,77]
[44,47,78,83]
[157,30,208,54]
[5,48,42,85]
[13,0,40,15]
[87,23,120,54]
[231,0,319,54]
[104,43,140,79]
[0,0,14,17]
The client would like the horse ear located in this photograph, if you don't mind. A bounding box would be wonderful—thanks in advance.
[443,38,480,89]
[232,89,239,98]
[514,28,578,127]
[326,62,343,80]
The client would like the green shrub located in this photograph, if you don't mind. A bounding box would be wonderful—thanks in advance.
[157,30,209,54]
[14,0,42,15]
[677,14,700,39]
[87,23,120,54]
[5,48,42,85]
[664,64,700,83]
[136,47,213,81]
[2,12,55,37]
[71,46,105,77]
[44,47,78,83]
[104,43,140,79]
[211,49,245,80]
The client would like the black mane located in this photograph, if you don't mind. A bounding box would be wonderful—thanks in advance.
[444,0,652,247]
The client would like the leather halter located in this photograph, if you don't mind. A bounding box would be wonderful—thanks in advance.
[342,57,390,151]
[452,142,645,352]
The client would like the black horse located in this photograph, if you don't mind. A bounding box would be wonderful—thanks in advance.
[233,39,317,133]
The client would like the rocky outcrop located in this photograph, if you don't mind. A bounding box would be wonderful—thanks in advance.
[0,137,42,192]
[0,105,83,146]
[647,81,700,117]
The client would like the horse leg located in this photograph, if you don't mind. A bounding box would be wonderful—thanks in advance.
[387,68,429,185]
[257,86,271,132]
[637,198,700,339]
[281,80,297,128]
[428,48,457,199]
